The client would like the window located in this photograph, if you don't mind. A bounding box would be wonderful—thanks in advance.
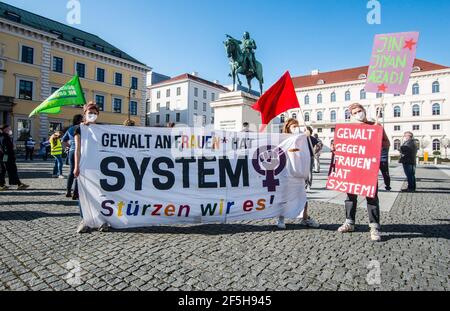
[433,139,441,151]
[157,91,161,99]
[51,87,59,94]
[317,94,322,104]
[376,92,382,98]
[17,119,31,141]
[345,91,351,101]
[304,112,310,122]
[95,95,105,111]
[115,73,123,86]
[129,101,138,115]
[304,95,309,105]
[211,116,214,124]
[317,111,323,121]
[166,101,170,110]
[156,115,160,124]
[330,128,335,133]
[317,128,323,133]
[49,122,62,134]
[292,113,297,120]
[176,87,181,96]
[166,114,170,123]
[113,98,122,113]
[203,90,207,99]
[394,125,401,131]
[280,114,285,123]
[76,63,86,78]
[376,107,384,118]
[394,139,401,151]
[412,83,419,95]
[193,100,198,110]
[211,93,215,101]
[53,57,63,73]
[156,103,160,112]
[394,94,400,97]
[331,92,336,102]
[330,110,336,122]
[203,102,207,111]
[21,46,34,64]
[394,106,401,118]
[96,68,105,82]
[360,89,366,100]
[176,113,180,122]
[432,81,440,93]
[412,104,420,116]
[433,124,441,130]
[345,109,351,121]
[166,89,170,97]
[18,80,33,100]
[131,77,138,90]
[412,125,420,131]
[432,103,440,116]
[194,88,198,97]
[202,115,207,126]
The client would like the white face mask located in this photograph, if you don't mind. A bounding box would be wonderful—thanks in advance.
[353,112,365,122]
[86,113,98,123]
[8,130,13,136]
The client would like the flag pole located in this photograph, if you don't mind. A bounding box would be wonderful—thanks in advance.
[375,93,385,124]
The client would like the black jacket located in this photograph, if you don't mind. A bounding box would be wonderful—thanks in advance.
[399,139,417,165]
[0,133,16,161]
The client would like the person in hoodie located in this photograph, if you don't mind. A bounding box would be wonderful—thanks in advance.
[399,131,417,192]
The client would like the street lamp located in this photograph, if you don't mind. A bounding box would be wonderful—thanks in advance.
[128,86,136,122]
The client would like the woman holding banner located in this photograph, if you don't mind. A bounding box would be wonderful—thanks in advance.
[337,103,389,242]
[277,118,320,229]
[73,103,110,233]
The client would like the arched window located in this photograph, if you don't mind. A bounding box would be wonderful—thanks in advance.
[432,81,440,93]
[280,114,285,123]
[360,89,366,100]
[412,83,419,95]
[304,95,309,105]
[304,112,310,122]
[433,139,441,151]
[345,91,351,101]
[317,111,323,121]
[317,93,322,104]
[394,139,401,151]
[394,106,401,118]
[330,110,336,122]
[292,113,297,120]
[412,104,420,116]
[432,103,441,116]
[331,92,336,102]
[344,109,351,121]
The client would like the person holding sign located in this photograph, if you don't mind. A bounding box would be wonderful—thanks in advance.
[336,103,389,242]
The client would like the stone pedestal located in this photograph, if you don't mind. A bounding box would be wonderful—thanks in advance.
[211,91,263,132]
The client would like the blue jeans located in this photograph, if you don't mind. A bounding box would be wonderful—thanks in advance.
[53,155,63,176]
[66,150,78,194]
[402,164,416,190]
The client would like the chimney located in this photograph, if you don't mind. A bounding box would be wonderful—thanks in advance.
[311,69,320,76]
[191,71,199,77]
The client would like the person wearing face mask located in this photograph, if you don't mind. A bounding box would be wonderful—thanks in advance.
[399,131,417,192]
[49,131,64,178]
[73,103,110,233]
[276,118,320,229]
[337,103,389,242]
[0,124,29,191]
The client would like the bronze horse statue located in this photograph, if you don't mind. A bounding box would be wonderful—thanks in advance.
[224,35,264,95]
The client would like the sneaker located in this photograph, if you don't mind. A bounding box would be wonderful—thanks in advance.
[76,220,89,234]
[0,185,9,191]
[385,186,392,191]
[337,222,355,233]
[58,175,65,179]
[98,223,110,232]
[277,216,286,229]
[370,227,382,242]
[72,193,79,200]
[17,183,29,190]
[300,217,320,228]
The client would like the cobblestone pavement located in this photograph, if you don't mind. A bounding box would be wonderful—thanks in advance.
[1,160,449,291]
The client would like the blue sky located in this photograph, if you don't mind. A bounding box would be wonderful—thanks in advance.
[3,0,450,86]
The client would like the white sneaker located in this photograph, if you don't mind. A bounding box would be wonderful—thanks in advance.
[76,220,89,234]
[58,175,65,179]
[277,216,286,229]
[300,217,320,228]
[370,227,382,242]
[337,222,355,233]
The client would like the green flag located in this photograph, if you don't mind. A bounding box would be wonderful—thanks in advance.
[29,75,86,117]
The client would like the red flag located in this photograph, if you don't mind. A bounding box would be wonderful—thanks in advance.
[252,71,300,132]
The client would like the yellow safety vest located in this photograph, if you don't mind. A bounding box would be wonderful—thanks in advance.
[50,138,62,156]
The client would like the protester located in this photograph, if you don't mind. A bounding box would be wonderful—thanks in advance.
[305,126,318,190]
[380,144,391,191]
[39,138,50,161]
[242,122,250,132]
[313,133,323,173]
[62,114,83,199]
[49,131,64,178]
[74,103,110,233]
[337,103,388,242]
[0,124,29,191]
[328,139,336,176]
[123,119,136,126]
[277,118,320,229]
[399,131,417,192]
[25,136,35,161]
[166,122,175,128]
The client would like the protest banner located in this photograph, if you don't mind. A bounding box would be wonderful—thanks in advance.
[365,31,419,95]
[326,123,383,198]
[78,125,311,229]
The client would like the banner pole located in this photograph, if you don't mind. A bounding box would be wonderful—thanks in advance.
[375,94,385,124]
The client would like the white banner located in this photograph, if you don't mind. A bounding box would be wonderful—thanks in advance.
[78,125,310,229]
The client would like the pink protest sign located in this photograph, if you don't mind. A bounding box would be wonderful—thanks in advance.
[365,32,419,95]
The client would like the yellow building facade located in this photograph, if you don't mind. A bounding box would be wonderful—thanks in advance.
[0,3,151,149]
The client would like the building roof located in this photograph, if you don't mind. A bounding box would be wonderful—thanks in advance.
[149,73,230,92]
[292,59,448,89]
[0,2,147,66]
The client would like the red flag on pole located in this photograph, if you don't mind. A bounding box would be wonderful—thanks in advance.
[251,71,300,132]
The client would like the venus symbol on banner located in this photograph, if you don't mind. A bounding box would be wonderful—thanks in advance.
[252,145,287,192]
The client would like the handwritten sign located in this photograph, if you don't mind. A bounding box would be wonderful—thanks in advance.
[326,124,383,198]
[365,32,419,95]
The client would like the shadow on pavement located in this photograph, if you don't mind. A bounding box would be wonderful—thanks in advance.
[0,192,63,196]
[0,211,79,221]
[1,200,78,206]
